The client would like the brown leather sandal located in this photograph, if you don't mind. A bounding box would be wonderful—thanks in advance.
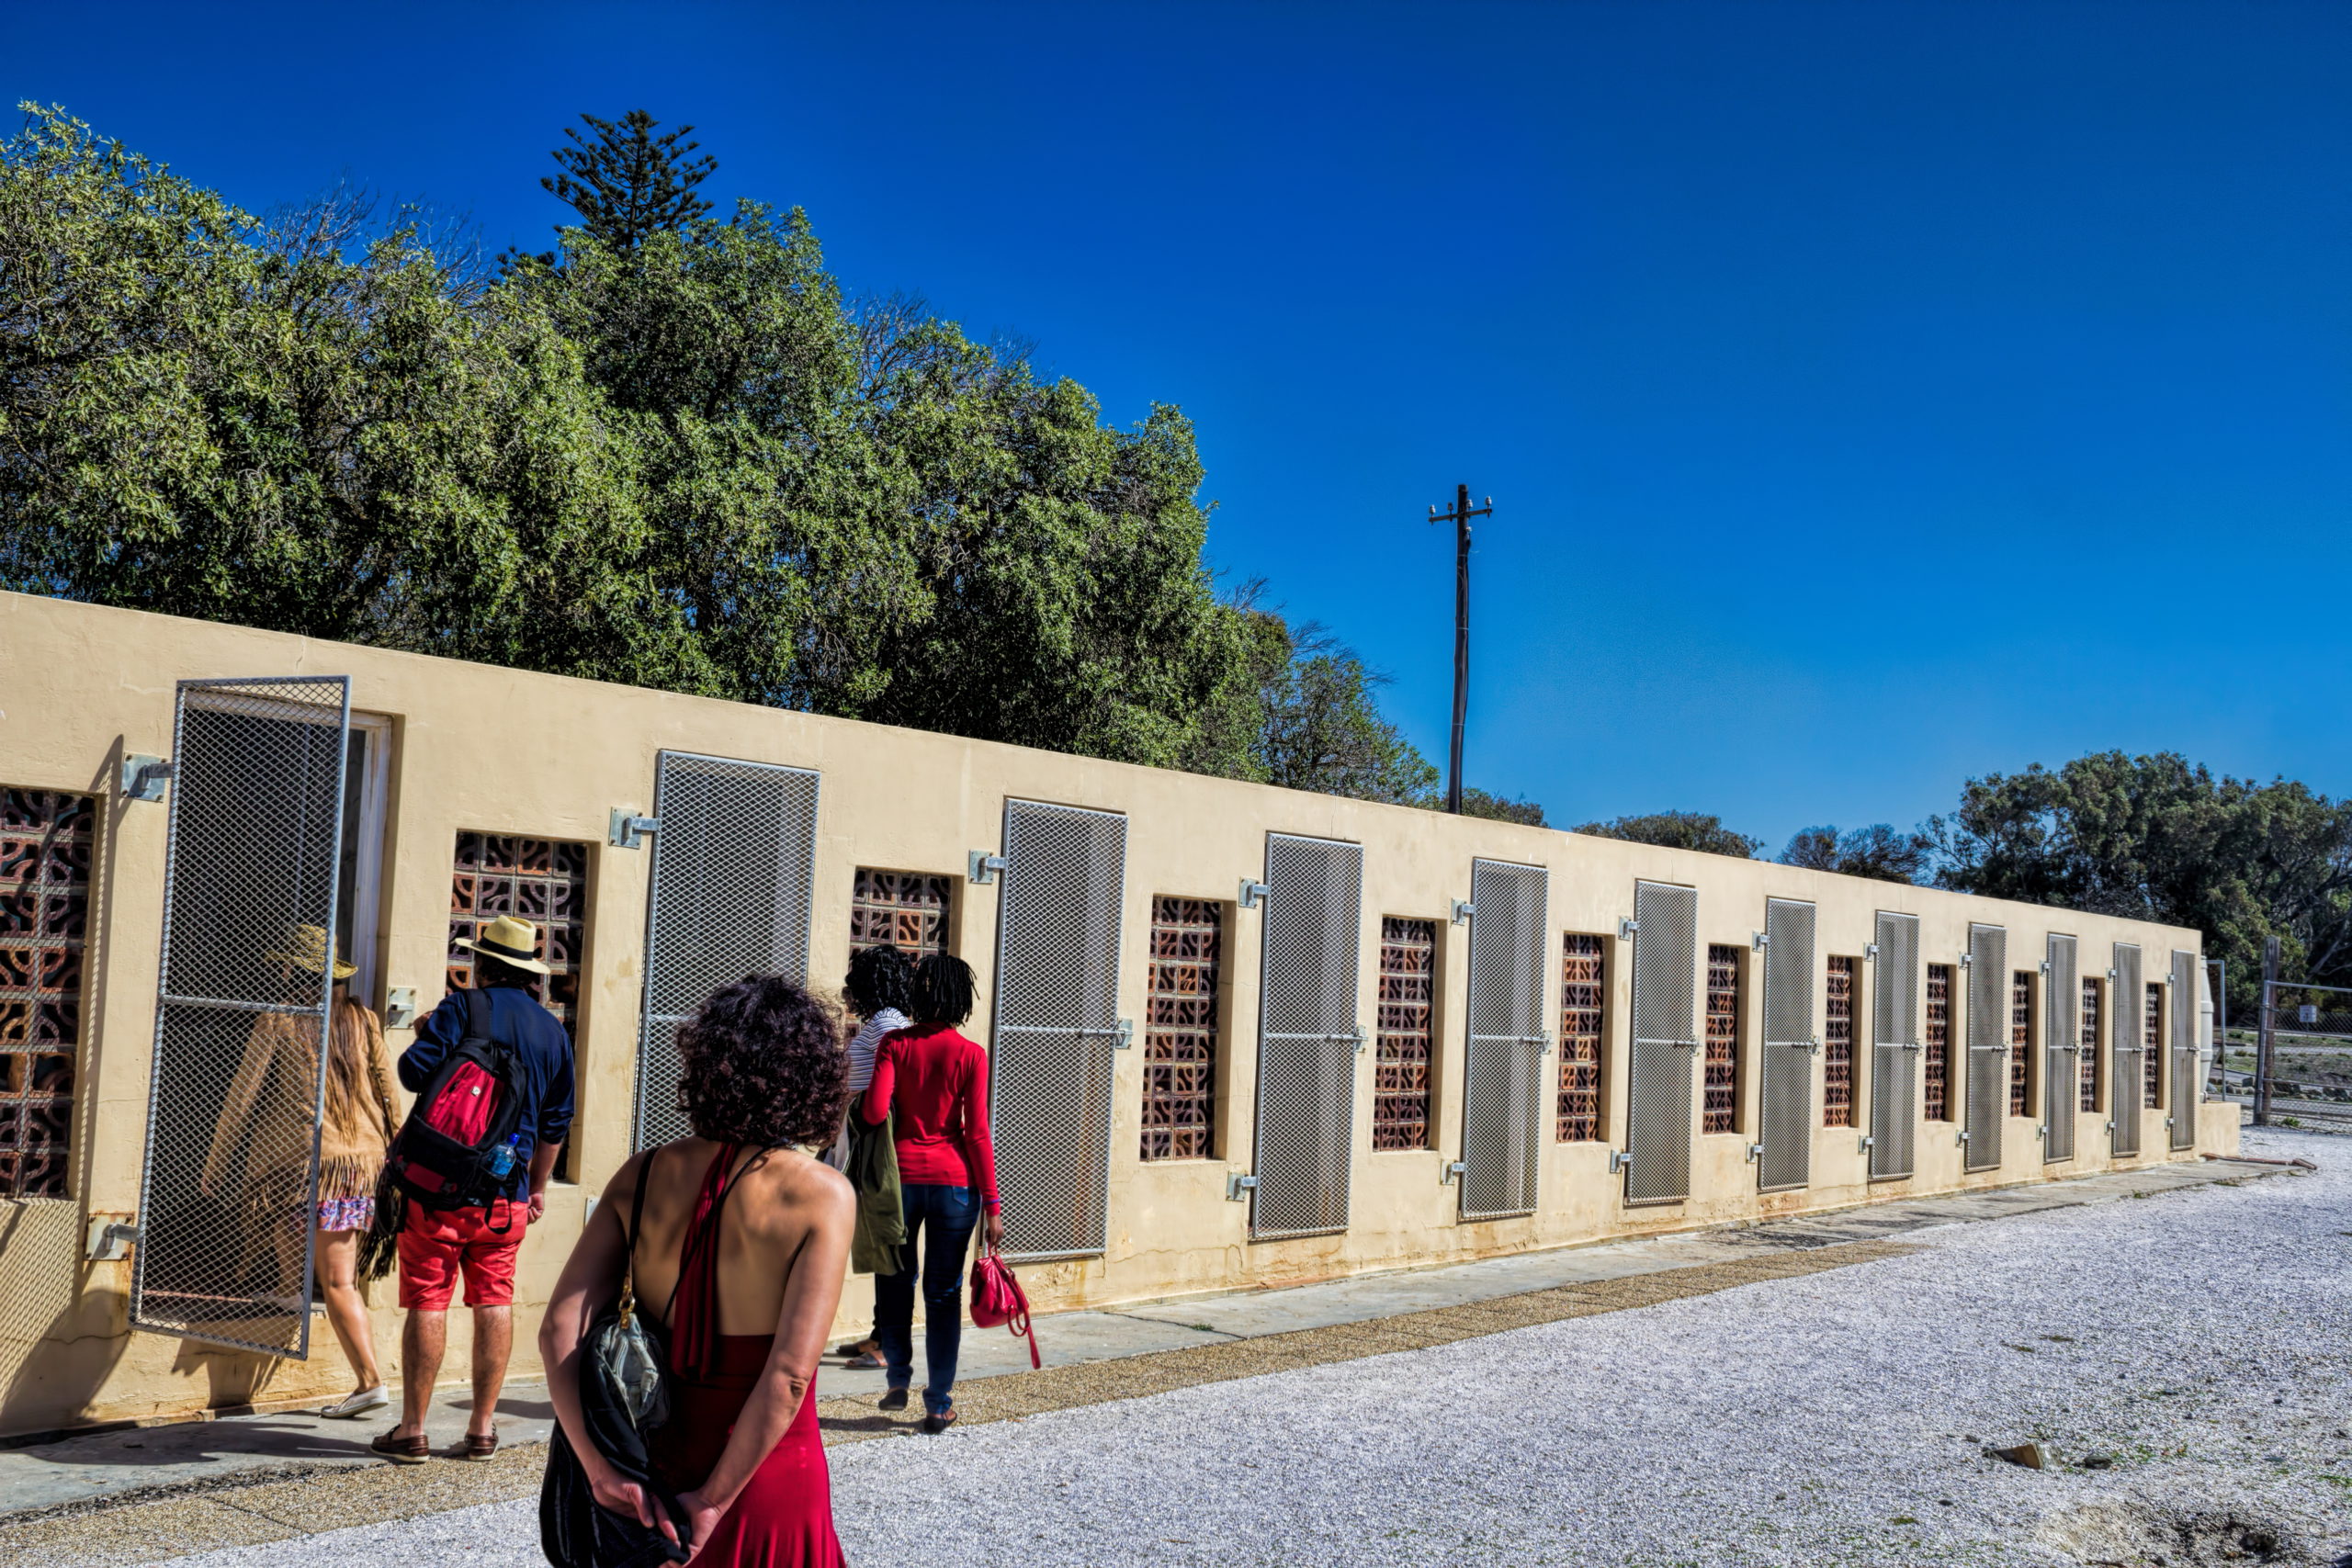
[370,1429,431,1464]
[461,1429,499,1461]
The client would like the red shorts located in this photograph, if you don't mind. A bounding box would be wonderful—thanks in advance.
[397,1200,528,1310]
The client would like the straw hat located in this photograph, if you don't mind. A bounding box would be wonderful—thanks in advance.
[455,914,553,976]
[267,924,356,979]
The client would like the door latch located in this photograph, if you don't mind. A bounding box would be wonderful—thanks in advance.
[610,810,662,849]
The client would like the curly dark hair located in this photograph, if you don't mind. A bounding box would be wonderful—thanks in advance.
[674,976,849,1148]
[911,953,977,1026]
[843,943,915,1020]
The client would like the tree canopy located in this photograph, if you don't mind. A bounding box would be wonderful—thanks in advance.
[1571,811,1763,858]
[0,104,1541,814]
[1780,823,1933,884]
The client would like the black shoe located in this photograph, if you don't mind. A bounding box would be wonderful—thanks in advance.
[877,1387,908,1412]
[920,1407,958,1434]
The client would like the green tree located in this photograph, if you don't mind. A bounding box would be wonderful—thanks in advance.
[0,106,694,687]
[1931,751,2352,1016]
[1453,788,1545,827]
[543,110,717,252]
[1572,811,1762,858]
[1780,823,1931,883]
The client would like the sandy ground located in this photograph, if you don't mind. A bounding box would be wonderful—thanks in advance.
[156,1130,2351,1568]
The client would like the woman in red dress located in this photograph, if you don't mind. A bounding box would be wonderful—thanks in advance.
[541,976,854,1564]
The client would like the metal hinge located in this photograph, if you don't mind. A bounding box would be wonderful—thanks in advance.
[1745,1142,1764,1163]
[1453,899,1476,926]
[967,851,1006,885]
[1619,917,1639,941]
[1960,953,1973,967]
[1609,1150,1633,1175]
[610,810,662,849]
[1752,931,1770,951]
[1439,1160,1466,1186]
[1864,942,1880,961]
[85,1219,141,1261]
[120,755,174,803]
[1238,878,1271,909]
[1226,1172,1259,1201]
[1859,1134,1875,1153]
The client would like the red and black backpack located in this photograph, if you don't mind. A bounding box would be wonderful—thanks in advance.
[385,987,526,1214]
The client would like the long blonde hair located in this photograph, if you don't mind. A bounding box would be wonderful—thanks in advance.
[322,992,390,1143]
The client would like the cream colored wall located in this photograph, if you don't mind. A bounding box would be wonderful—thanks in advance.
[0,592,2233,1437]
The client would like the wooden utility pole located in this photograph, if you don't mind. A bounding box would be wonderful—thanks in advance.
[1426,484,1492,816]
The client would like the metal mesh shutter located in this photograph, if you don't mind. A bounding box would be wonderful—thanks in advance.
[1870,911,1921,1180]
[2169,950,2197,1150]
[2111,943,2142,1156]
[1757,898,1815,1193]
[1963,923,2007,1172]
[2045,935,2078,1161]
[633,752,820,1150]
[131,677,350,1358]
[989,800,1128,1259]
[1624,880,1696,1206]
[1251,834,1363,1239]
[1459,860,1548,1220]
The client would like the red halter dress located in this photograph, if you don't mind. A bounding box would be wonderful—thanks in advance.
[646,1144,845,1568]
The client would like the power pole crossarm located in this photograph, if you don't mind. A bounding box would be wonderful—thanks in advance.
[1424,484,1493,816]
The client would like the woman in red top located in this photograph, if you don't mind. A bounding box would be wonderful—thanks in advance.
[860,953,1001,1432]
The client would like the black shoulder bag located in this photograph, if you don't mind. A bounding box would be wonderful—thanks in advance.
[540,1152,692,1568]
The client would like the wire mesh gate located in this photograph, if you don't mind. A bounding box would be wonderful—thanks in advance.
[131,677,350,1358]
[1625,880,1696,1206]
[989,800,1128,1260]
[2169,950,2198,1151]
[1250,834,1364,1240]
[1459,860,1548,1220]
[1963,923,2007,1172]
[1757,898,1815,1193]
[2045,935,2079,1161]
[2111,943,2143,1156]
[1870,911,1921,1180]
[632,752,820,1150]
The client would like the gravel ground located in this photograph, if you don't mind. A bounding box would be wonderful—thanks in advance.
[160,1131,2351,1568]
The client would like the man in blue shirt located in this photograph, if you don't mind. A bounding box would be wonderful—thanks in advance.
[372,915,575,1464]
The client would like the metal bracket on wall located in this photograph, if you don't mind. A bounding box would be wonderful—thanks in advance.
[1226,1172,1259,1201]
[1864,943,1880,961]
[384,987,418,1029]
[2036,1123,2048,1139]
[1238,878,1271,908]
[609,810,662,850]
[1745,1142,1764,1163]
[1608,1149,1633,1175]
[1439,1160,1466,1186]
[1959,953,1973,967]
[1453,899,1476,926]
[1618,917,1638,941]
[119,754,174,803]
[967,851,1006,885]
[1113,1019,1135,1051]
[85,1218,141,1262]
[1859,1134,1875,1153]
[1752,931,1770,951]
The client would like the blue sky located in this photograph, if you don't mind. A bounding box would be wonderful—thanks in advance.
[12,2,2347,847]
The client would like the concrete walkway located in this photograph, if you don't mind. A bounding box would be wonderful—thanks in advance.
[0,1154,2273,1524]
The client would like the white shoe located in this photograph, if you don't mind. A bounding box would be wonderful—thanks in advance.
[320,1385,390,1419]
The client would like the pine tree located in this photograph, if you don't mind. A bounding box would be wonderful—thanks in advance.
[542,110,718,250]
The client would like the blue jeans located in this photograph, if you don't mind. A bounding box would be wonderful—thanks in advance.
[873,1183,978,1416]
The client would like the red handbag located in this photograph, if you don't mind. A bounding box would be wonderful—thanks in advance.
[968,1235,1040,1370]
